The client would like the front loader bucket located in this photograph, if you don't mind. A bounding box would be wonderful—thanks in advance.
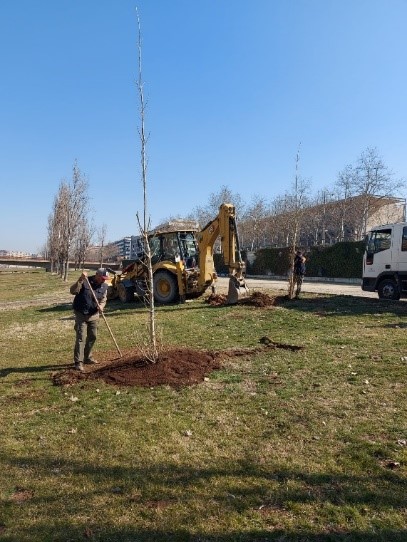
[226,275,248,305]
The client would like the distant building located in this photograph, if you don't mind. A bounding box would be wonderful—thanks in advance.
[365,196,406,231]
[130,236,143,260]
[0,249,33,257]
[113,237,132,259]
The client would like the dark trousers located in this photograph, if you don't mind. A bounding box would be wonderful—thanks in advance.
[73,311,99,362]
[293,273,304,296]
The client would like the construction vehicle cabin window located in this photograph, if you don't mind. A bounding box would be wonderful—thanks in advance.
[180,233,197,257]
[160,234,179,260]
[180,233,198,268]
[149,236,161,261]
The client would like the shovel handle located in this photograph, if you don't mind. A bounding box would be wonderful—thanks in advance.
[84,275,123,358]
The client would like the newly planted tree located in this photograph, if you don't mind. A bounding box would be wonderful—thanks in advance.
[135,9,157,360]
[286,145,309,298]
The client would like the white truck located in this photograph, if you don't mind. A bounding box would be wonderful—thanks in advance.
[362,222,407,300]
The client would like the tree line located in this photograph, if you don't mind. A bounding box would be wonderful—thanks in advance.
[46,147,403,280]
[187,146,403,251]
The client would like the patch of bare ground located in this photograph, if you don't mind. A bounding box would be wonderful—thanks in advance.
[10,487,34,503]
[53,339,304,389]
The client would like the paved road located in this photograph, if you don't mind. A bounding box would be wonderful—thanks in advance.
[217,276,378,298]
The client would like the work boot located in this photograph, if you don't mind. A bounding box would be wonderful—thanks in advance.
[74,362,84,372]
[84,358,99,365]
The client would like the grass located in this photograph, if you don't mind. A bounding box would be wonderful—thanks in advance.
[0,269,406,541]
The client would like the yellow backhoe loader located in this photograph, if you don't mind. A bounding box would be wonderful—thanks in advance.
[108,203,247,305]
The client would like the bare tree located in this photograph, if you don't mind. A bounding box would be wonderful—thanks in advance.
[47,162,91,280]
[240,195,270,250]
[47,200,62,273]
[192,185,245,228]
[348,147,401,238]
[73,217,93,270]
[50,180,70,277]
[334,164,355,241]
[103,242,120,263]
[135,8,158,360]
[96,223,108,267]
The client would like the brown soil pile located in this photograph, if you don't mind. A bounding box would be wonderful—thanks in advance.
[53,339,304,389]
[53,347,222,389]
[206,293,228,306]
[206,291,284,307]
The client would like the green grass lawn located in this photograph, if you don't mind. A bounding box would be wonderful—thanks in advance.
[0,269,406,541]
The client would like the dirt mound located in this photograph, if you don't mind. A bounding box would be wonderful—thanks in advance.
[206,293,228,306]
[53,340,304,389]
[53,347,221,389]
[206,291,283,307]
[239,291,283,307]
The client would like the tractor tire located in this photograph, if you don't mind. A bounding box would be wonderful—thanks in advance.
[377,279,400,300]
[107,285,118,300]
[153,271,179,304]
[117,282,135,303]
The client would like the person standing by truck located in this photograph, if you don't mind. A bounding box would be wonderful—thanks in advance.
[70,268,109,371]
[293,250,306,298]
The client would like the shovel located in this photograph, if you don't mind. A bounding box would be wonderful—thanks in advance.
[85,275,123,358]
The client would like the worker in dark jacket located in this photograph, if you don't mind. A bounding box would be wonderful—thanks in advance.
[70,268,109,371]
[293,251,306,298]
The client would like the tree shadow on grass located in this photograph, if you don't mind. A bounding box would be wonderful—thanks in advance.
[2,525,406,542]
[0,364,70,378]
[2,454,406,541]
[105,294,407,319]
[37,303,72,314]
[284,294,407,318]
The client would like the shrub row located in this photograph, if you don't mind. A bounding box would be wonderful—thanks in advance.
[214,241,365,279]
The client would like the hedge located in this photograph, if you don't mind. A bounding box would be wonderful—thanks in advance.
[245,241,365,279]
[213,242,365,279]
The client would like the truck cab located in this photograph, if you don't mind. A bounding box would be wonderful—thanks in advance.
[362,222,407,299]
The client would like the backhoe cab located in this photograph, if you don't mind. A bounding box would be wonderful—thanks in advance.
[108,203,247,305]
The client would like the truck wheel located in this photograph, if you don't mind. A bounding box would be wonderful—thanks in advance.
[378,279,400,300]
[117,283,135,303]
[153,271,178,304]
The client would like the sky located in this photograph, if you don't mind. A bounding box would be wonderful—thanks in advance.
[1,0,406,253]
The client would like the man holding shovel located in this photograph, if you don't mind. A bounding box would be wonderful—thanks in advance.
[70,268,109,371]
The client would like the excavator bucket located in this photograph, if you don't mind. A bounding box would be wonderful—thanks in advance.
[226,274,248,305]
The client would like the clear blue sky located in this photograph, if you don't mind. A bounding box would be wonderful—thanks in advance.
[1,0,406,253]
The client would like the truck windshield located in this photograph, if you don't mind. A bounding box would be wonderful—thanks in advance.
[402,226,407,251]
[366,228,392,254]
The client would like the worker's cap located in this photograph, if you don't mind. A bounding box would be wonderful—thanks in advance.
[96,268,109,280]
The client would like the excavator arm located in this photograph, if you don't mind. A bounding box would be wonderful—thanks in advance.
[196,203,248,304]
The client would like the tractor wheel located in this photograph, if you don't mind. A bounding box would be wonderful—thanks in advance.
[153,271,178,304]
[377,279,400,300]
[117,282,135,303]
[107,285,118,300]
